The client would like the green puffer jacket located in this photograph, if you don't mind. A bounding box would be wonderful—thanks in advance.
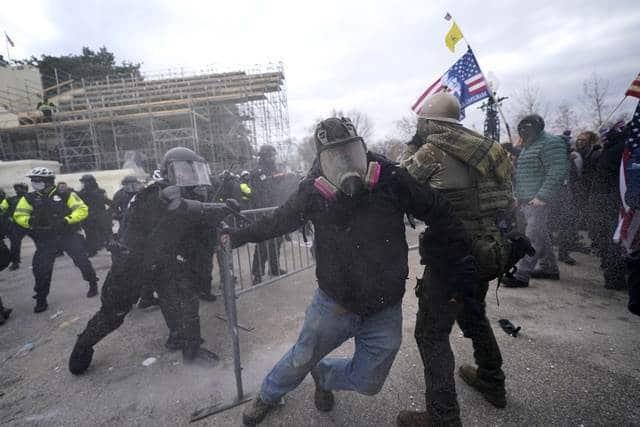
[514,131,568,202]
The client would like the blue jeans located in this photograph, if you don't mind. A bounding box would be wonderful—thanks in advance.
[260,289,403,403]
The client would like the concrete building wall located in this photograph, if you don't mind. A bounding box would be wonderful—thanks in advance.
[0,64,42,111]
[0,159,146,197]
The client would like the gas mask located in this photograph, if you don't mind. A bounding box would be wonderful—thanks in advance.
[314,117,380,198]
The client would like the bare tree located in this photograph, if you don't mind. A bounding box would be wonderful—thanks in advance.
[550,101,579,134]
[369,138,405,162]
[510,78,548,124]
[393,115,418,141]
[581,73,610,129]
[330,109,374,141]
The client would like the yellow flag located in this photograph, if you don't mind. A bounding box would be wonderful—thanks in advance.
[445,22,463,52]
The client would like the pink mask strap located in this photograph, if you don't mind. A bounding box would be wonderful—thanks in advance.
[365,161,381,190]
[314,176,338,201]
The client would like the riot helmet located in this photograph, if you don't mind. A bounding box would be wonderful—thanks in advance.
[314,117,367,197]
[258,145,277,170]
[121,175,143,193]
[159,147,211,187]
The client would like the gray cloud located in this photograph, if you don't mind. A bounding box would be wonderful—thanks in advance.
[3,0,638,142]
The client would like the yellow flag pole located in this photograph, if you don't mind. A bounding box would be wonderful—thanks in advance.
[445,12,514,142]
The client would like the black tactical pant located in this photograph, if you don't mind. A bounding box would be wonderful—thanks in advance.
[8,223,27,265]
[76,254,203,353]
[83,217,111,256]
[592,210,626,288]
[251,237,283,277]
[32,233,97,301]
[194,246,215,295]
[415,267,504,426]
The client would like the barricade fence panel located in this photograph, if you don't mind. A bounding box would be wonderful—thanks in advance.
[222,206,315,295]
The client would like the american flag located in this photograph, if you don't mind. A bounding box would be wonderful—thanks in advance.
[411,48,490,117]
[614,101,640,252]
[626,72,640,99]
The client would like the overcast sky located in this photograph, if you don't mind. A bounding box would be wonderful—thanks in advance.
[2,0,639,142]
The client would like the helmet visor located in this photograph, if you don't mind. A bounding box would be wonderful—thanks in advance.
[167,160,211,187]
[319,141,367,193]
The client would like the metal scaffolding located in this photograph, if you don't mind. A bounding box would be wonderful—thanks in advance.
[0,63,290,173]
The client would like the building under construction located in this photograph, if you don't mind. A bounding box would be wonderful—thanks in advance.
[0,63,289,173]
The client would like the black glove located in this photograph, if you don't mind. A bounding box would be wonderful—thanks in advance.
[498,318,521,337]
[407,132,425,148]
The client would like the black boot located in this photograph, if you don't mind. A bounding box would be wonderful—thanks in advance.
[0,298,12,326]
[34,299,48,313]
[165,331,182,351]
[310,366,334,412]
[198,291,217,302]
[458,365,506,408]
[69,341,94,375]
[87,281,99,298]
[182,345,219,367]
[8,262,19,271]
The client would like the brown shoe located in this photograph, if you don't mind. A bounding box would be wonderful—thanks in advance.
[396,410,431,426]
[242,396,278,426]
[458,365,506,408]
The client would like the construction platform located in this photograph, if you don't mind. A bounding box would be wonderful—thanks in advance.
[0,64,290,173]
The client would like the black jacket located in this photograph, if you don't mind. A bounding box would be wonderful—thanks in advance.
[120,182,219,273]
[78,187,111,224]
[233,152,471,317]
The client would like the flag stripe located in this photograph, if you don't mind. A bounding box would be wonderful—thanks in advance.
[464,74,484,85]
[411,78,442,112]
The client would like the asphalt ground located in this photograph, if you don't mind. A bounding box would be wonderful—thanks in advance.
[1,230,639,426]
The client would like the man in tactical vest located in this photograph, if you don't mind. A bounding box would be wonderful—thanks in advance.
[78,174,113,257]
[397,93,517,426]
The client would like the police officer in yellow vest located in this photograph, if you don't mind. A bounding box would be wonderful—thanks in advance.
[239,170,252,209]
[397,93,515,426]
[13,167,99,313]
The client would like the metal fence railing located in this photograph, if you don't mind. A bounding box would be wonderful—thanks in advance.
[221,207,315,294]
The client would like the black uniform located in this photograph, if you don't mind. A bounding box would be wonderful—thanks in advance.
[589,131,627,289]
[4,193,28,268]
[233,152,471,317]
[248,164,288,280]
[78,185,112,256]
[71,182,221,367]
[110,187,136,224]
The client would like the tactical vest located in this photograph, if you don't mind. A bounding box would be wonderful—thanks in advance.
[420,121,515,280]
[26,190,77,233]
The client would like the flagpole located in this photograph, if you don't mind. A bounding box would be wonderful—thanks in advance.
[602,96,627,127]
[447,12,514,142]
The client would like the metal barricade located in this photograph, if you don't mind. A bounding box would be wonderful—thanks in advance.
[226,207,316,294]
[191,207,315,421]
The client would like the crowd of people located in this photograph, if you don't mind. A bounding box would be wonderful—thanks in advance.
[0,91,638,426]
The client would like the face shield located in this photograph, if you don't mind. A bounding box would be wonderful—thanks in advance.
[167,160,212,187]
[319,140,367,196]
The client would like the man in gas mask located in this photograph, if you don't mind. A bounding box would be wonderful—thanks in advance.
[68,147,232,374]
[233,117,475,426]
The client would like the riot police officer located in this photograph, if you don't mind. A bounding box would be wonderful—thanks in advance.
[68,147,231,374]
[13,167,99,312]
